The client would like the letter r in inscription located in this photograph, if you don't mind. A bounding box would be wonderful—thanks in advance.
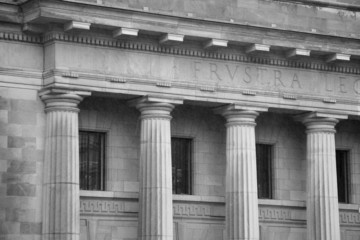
[274,70,285,87]
[210,63,222,81]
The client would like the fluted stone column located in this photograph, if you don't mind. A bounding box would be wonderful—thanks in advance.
[132,96,182,240]
[301,116,341,240]
[41,93,84,240]
[217,105,266,240]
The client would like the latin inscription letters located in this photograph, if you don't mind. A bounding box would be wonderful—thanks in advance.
[291,73,301,89]
[244,67,252,83]
[274,70,285,87]
[257,68,268,86]
[326,79,334,92]
[354,79,360,94]
[226,64,240,81]
[210,63,222,81]
[194,61,201,80]
[339,77,347,93]
[191,61,360,96]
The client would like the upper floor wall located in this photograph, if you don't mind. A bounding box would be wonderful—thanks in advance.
[58,0,360,39]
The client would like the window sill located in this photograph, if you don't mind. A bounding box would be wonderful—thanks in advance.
[173,194,224,203]
[339,203,360,210]
[80,190,138,199]
[259,199,306,208]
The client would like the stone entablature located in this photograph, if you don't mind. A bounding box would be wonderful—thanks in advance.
[37,37,360,117]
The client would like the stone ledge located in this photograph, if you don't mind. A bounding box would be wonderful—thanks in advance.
[259,199,306,208]
[80,190,138,199]
[173,194,224,203]
[339,203,360,211]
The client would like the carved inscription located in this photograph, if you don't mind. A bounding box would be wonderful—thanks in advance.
[80,199,124,215]
[173,204,211,217]
[181,60,360,98]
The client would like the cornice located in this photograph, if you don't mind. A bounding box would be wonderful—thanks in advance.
[40,32,360,76]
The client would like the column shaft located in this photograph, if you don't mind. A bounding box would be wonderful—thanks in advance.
[41,93,83,240]
[305,118,340,240]
[224,111,259,240]
[137,102,174,240]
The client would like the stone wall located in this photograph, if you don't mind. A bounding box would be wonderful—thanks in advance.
[0,87,44,240]
[0,38,44,240]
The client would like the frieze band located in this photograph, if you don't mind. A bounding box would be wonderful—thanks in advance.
[1,30,360,75]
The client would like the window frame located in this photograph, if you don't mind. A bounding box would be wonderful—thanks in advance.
[79,130,106,191]
[256,143,273,199]
[336,149,351,204]
[171,136,193,195]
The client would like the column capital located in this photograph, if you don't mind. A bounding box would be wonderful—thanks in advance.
[39,89,91,113]
[40,93,83,113]
[129,95,183,119]
[214,103,267,126]
[294,112,347,133]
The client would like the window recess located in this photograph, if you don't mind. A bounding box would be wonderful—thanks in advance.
[171,137,192,195]
[79,131,106,191]
[256,143,273,199]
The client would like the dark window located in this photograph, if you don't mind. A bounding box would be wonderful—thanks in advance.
[79,131,106,190]
[172,138,192,194]
[256,144,272,199]
[336,150,350,203]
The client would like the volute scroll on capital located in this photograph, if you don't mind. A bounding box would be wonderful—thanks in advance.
[39,89,91,113]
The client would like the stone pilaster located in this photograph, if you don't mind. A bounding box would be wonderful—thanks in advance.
[41,93,84,240]
[301,116,341,240]
[217,105,266,240]
[132,96,182,240]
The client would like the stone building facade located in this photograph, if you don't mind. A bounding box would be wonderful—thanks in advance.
[1,0,360,240]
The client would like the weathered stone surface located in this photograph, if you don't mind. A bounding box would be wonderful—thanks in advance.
[6,183,36,196]
[10,100,41,113]
[20,222,41,234]
[8,137,36,149]
[59,0,360,39]
[7,160,36,174]
[8,111,36,125]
